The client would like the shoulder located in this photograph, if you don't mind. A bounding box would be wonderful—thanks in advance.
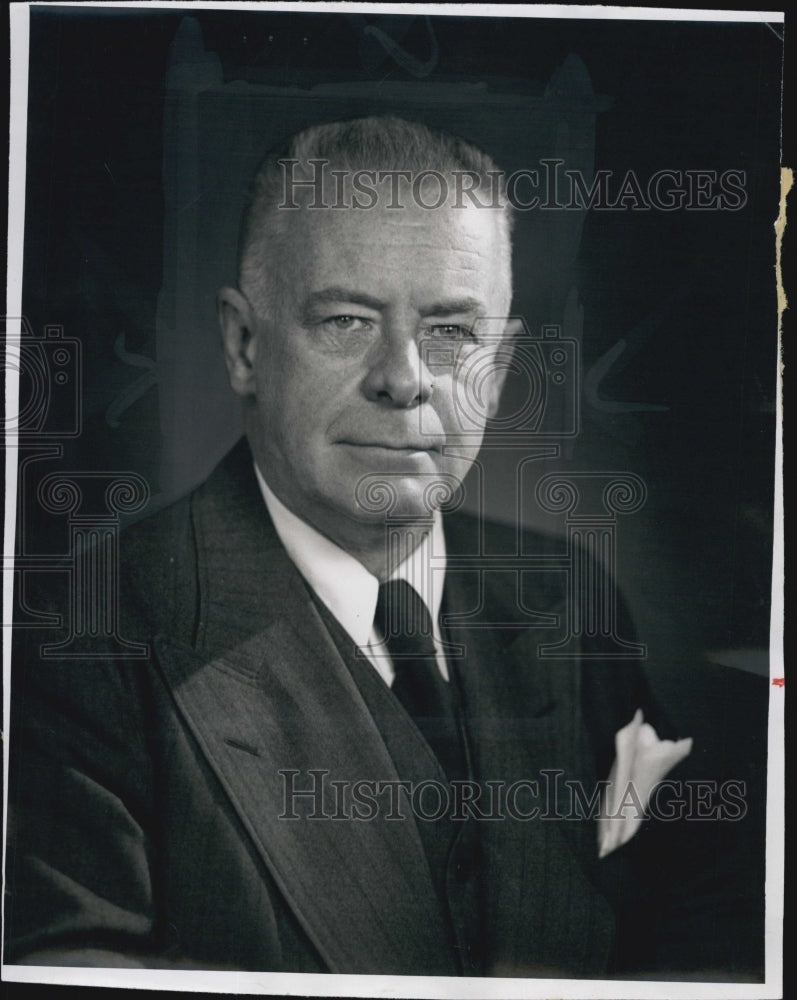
[442,507,570,627]
[443,507,561,557]
[121,437,255,570]
[118,438,257,638]
[118,490,196,636]
[442,509,666,756]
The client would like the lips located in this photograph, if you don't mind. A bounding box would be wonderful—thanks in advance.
[341,440,440,452]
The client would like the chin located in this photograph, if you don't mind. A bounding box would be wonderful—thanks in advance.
[347,472,458,522]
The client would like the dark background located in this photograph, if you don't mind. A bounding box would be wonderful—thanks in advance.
[17,5,782,693]
[6,5,786,994]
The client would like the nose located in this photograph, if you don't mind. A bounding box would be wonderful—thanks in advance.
[362,325,434,409]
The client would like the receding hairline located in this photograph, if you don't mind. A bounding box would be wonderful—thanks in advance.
[237,116,515,314]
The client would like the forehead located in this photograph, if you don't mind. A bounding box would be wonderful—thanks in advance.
[278,201,507,307]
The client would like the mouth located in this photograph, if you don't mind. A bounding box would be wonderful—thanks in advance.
[340,441,440,454]
[338,441,444,469]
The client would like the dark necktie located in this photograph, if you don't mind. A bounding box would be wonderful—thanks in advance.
[374,580,466,782]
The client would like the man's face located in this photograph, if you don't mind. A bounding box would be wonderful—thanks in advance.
[226,194,512,545]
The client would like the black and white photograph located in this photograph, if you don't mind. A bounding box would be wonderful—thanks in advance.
[3,3,786,998]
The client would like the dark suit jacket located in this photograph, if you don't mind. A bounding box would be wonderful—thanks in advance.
[4,440,765,978]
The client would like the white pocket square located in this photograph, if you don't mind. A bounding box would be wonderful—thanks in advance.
[598,708,692,859]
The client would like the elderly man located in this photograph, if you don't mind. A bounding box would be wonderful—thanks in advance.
[5,116,759,979]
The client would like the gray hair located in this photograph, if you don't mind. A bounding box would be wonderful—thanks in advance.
[237,115,514,317]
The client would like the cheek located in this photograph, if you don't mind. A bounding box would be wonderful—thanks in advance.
[435,350,499,435]
[260,336,313,408]
[277,329,361,398]
[260,359,345,455]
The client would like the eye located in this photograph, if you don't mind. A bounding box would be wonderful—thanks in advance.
[428,323,474,340]
[323,315,372,333]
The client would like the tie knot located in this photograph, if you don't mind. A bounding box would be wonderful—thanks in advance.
[375,580,435,660]
[374,580,465,782]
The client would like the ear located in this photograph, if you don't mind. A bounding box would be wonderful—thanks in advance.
[484,316,523,419]
[218,287,259,397]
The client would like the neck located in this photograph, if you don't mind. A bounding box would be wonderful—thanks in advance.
[325,520,434,581]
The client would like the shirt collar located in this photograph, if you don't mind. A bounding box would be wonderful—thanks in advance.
[253,463,446,648]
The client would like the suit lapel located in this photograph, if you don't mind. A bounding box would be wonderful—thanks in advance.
[153,444,454,975]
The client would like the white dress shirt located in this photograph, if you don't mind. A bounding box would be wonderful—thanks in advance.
[254,463,449,686]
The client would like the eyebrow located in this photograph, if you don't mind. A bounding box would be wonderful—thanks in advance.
[303,288,386,313]
[302,288,485,317]
[421,297,485,317]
